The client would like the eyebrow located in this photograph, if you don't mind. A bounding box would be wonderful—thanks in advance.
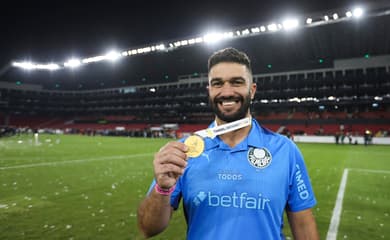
[209,77,247,83]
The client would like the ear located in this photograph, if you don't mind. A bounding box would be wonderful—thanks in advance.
[250,83,257,99]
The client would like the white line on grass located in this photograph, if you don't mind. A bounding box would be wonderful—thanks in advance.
[326,168,349,240]
[0,153,153,170]
[326,167,390,240]
[349,168,390,174]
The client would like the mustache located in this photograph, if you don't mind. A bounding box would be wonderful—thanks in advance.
[214,96,243,103]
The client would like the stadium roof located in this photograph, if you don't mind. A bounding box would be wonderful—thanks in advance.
[1,0,390,89]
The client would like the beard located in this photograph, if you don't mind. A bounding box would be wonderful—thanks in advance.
[209,92,252,123]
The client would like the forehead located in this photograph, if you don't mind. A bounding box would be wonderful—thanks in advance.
[208,62,250,81]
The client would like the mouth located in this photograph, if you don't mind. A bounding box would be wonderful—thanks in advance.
[219,99,240,106]
[216,97,242,109]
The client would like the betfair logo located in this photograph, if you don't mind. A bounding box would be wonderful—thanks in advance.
[193,191,270,210]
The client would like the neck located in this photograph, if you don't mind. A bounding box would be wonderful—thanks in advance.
[215,114,252,148]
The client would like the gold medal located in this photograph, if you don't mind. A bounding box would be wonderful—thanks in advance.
[184,135,205,158]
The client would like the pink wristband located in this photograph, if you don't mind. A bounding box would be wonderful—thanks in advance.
[155,184,176,196]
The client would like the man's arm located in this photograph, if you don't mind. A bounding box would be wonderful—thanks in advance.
[287,208,320,240]
[137,188,174,238]
[137,141,188,238]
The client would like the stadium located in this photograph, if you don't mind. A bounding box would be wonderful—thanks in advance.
[0,1,389,239]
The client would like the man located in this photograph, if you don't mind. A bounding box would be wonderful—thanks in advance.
[137,48,319,239]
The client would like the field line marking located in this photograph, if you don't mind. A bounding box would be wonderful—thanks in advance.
[326,168,349,240]
[349,168,390,174]
[0,153,153,170]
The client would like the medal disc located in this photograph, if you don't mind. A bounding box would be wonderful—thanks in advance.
[184,135,205,158]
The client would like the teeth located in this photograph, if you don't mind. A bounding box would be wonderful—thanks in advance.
[221,101,236,106]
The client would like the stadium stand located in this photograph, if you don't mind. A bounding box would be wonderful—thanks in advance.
[1,55,389,137]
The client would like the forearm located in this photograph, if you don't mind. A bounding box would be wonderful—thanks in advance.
[287,209,319,240]
[137,189,173,238]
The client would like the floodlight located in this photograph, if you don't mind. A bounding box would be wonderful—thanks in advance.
[12,61,34,70]
[156,44,165,50]
[37,63,60,70]
[353,7,364,18]
[346,11,353,17]
[105,51,121,61]
[324,15,329,21]
[260,26,266,32]
[143,47,151,53]
[306,18,313,24]
[195,37,203,43]
[267,23,278,31]
[203,33,223,43]
[121,51,128,56]
[64,58,81,68]
[241,29,250,35]
[333,13,339,20]
[251,27,260,33]
[223,32,234,38]
[282,18,299,30]
[82,55,105,63]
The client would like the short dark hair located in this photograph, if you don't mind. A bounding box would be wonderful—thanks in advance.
[208,47,252,73]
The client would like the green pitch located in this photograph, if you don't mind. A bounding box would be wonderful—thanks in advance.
[0,134,389,239]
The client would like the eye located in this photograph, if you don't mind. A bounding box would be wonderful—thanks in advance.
[210,80,223,87]
[231,78,245,86]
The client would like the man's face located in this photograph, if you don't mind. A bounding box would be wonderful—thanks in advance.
[208,62,256,123]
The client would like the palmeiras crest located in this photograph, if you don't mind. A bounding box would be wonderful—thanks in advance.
[247,147,272,169]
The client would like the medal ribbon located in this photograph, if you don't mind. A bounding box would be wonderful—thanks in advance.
[194,117,251,139]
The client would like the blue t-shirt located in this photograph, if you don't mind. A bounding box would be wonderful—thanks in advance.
[150,119,316,240]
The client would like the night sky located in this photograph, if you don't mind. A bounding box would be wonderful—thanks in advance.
[0,0,358,67]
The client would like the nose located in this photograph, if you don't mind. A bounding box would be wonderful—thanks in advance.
[218,83,236,97]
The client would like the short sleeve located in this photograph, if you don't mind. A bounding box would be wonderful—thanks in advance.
[287,143,317,212]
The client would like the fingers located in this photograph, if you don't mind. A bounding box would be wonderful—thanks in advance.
[153,142,189,188]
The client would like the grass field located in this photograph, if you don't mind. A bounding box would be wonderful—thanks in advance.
[0,134,389,239]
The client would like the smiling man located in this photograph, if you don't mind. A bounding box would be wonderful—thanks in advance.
[137,47,319,240]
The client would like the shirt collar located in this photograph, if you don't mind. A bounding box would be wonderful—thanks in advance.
[205,118,264,151]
